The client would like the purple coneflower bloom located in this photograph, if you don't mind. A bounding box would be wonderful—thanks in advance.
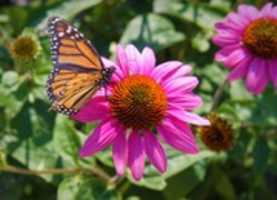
[72,45,209,181]
[213,3,277,94]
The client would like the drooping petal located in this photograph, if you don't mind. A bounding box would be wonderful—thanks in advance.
[128,131,145,181]
[151,61,183,82]
[217,47,248,68]
[161,64,192,85]
[215,44,241,69]
[246,58,269,94]
[72,96,110,123]
[226,12,249,30]
[260,3,273,17]
[228,55,252,81]
[112,131,128,176]
[213,30,240,47]
[164,77,199,95]
[141,47,156,74]
[168,93,203,110]
[273,7,277,18]
[144,131,167,173]
[167,108,210,126]
[214,19,243,34]
[158,118,198,154]
[237,4,259,21]
[79,119,121,157]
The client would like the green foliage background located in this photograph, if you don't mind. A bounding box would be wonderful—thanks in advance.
[0,0,276,199]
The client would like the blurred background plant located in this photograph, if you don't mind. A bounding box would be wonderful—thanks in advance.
[0,0,276,199]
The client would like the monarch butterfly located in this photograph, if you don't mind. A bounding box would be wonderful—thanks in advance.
[47,17,115,116]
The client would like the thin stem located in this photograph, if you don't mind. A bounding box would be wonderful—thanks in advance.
[108,175,124,188]
[211,78,229,111]
[0,164,111,183]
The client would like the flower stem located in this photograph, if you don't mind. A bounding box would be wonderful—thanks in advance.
[211,78,229,111]
[0,164,111,183]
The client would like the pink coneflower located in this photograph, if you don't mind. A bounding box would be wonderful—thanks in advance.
[72,45,209,181]
[213,3,277,94]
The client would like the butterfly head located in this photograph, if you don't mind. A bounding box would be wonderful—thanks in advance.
[102,67,115,84]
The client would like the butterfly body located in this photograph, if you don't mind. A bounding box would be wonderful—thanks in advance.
[47,17,114,116]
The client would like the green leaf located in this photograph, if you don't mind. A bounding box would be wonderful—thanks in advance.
[253,137,269,173]
[36,0,103,31]
[95,148,113,168]
[164,150,215,178]
[7,100,58,181]
[191,32,211,52]
[120,14,185,51]
[0,150,6,167]
[230,81,255,102]
[153,0,226,31]
[130,150,215,190]
[163,164,206,199]
[53,115,82,166]
[214,168,236,200]
[2,71,18,87]
[57,175,119,200]
[250,87,277,126]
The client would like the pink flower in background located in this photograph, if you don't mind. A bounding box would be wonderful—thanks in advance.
[213,3,277,94]
[72,45,209,181]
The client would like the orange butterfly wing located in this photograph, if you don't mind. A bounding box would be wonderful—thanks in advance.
[47,17,105,115]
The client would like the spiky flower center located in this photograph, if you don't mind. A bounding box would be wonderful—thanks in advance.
[199,113,233,151]
[109,75,167,130]
[11,36,38,60]
[243,18,277,59]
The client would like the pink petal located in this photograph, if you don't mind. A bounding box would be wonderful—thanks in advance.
[164,77,199,94]
[228,54,252,81]
[213,30,240,47]
[215,44,241,69]
[238,5,259,21]
[112,131,128,176]
[141,47,156,74]
[269,60,277,88]
[221,47,248,68]
[144,131,167,173]
[158,118,198,154]
[246,58,269,94]
[162,64,192,85]
[260,3,273,17]
[151,61,183,82]
[226,12,249,29]
[79,119,121,157]
[125,44,143,75]
[116,45,129,76]
[215,20,241,33]
[167,108,210,126]
[72,96,110,123]
[128,131,145,181]
[273,7,277,18]
[168,93,203,110]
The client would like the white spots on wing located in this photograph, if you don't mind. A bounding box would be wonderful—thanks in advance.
[66,26,72,34]
[52,17,60,24]
[58,32,65,37]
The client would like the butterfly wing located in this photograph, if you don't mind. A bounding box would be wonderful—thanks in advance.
[47,17,104,115]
